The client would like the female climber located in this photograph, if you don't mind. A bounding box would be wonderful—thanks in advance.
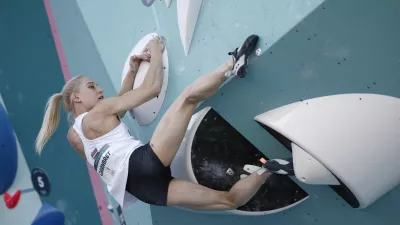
[35,34,287,210]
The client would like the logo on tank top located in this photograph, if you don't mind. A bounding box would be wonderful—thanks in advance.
[93,144,112,176]
[91,148,98,159]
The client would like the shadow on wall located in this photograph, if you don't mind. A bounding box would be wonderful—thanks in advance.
[150,0,400,225]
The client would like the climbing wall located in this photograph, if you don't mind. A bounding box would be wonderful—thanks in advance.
[14,0,400,225]
[0,0,103,224]
[0,93,42,225]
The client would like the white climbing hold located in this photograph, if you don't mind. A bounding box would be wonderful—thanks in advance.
[240,174,248,179]
[226,168,234,176]
[255,48,262,56]
[243,165,261,173]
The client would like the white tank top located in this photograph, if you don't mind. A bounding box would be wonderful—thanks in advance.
[72,112,143,208]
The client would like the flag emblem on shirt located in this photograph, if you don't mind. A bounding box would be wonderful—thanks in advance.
[91,148,98,159]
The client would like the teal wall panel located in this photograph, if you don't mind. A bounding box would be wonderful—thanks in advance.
[0,0,101,224]
[5,0,399,224]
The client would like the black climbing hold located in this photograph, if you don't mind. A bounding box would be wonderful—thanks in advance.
[31,168,51,196]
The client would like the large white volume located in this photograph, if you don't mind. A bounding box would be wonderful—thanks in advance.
[292,142,340,185]
[254,93,400,208]
[177,0,203,56]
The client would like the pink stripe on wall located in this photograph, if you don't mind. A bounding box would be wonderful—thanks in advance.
[43,1,113,224]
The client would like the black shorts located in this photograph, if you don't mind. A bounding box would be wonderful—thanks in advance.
[125,143,174,206]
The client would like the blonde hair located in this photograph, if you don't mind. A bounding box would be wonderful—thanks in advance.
[35,75,84,155]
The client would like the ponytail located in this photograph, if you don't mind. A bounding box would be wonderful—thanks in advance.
[35,93,63,155]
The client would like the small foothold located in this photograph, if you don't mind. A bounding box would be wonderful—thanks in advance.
[338,62,341,65]
[359,98,362,100]
[255,48,262,56]
[367,86,370,89]
[373,82,376,85]
[163,67,166,69]
[269,51,273,54]
[221,93,224,96]
[306,102,309,105]
[308,38,311,41]
[226,168,234,176]
[314,34,317,37]
[296,29,299,32]
[153,112,155,114]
